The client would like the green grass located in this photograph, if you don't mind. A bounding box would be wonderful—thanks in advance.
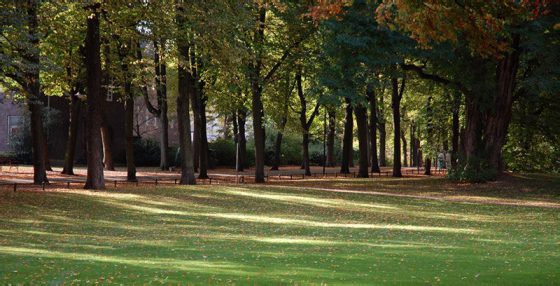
[0,177,559,285]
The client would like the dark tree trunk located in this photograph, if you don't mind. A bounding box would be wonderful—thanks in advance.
[296,68,319,177]
[391,77,404,177]
[153,40,169,171]
[340,97,353,174]
[248,7,267,183]
[159,61,169,171]
[424,157,432,175]
[84,3,105,190]
[124,95,136,181]
[367,86,380,173]
[378,93,386,167]
[451,91,461,168]
[197,85,209,178]
[22,0,48,184]
[483,35,520,172]
[100,120,115,171]
[175,5,196,184]
[237,108,247,171]
[326,110,336,167]
[190,76,200,173]
[355,104,369,178]
[62,94,80,175]
[401,129,408,167]
[410,122,417,167]
[117,40,137,182]
[424,96,433,176]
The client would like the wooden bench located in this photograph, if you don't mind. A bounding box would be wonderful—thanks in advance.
[0,157,19,172]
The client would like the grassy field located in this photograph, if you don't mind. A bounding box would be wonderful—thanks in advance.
[0,176,559,285]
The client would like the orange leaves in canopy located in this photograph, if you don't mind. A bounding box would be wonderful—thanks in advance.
[310,0,555,58]
[308,0,348,21]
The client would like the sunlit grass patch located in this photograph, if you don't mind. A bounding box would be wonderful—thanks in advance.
[0,179,558,284]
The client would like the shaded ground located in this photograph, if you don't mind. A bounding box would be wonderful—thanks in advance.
[0,174,558,284]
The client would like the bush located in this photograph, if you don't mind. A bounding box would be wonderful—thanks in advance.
[133,138,161,167]
[209,138,236,167]
[447,155,498,182]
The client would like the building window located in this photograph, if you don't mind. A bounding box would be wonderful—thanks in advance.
[7,115,24,139]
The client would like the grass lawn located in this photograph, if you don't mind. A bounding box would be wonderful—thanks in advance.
[0,176,559,285]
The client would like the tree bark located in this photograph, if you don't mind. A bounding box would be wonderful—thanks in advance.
[190,74,200,173]
[355,104,369,178]
[237,108,247,171]
[326,110,336,167]
[42,135,52,171]
[153,40,169,171]
[483,34,520,172]
[84,3,105,190]
[391,77,404,177]
[248,7,267,183]
[378,93,387,167]
[410,122,417,167]
[451,91,461,168]
[23,0,48,184]
[175,5,196,184]
[100,119,115,171]
[340,97,353,174]
[401,129,408,167]
[197,83,209,179]
[424,96,433,176]
[296,69,320,176]
[367,86,380,173]
[62,93,80,175]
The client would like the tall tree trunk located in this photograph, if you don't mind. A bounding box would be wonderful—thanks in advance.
[378,93,386,167]
[451,91,461,169]
[124,95,136,181]
[118,40,137,181]
[296,68,319,177]
[84,3,105,190]
[326,110,336,167]
[340,97,353,174]
[42,135,52,171]
[401,129,408,167]
[249,7,267,183]
[391,77,404,177]
[355,104,369,178]
[410,122,416,167]
[62,94,80,175]
[175,5,196,184]
[367,86,380,173]
[190,78,200,173]
[237,108,247,171]
[153,40,169,171]
[24,0,48,184]
[271,113,287,171]
[483,35,520,173]
[100,120,115,171]
[424,96,433,176]
[197,85,209,179]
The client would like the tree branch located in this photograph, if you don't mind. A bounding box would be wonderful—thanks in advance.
[401,63,468,94]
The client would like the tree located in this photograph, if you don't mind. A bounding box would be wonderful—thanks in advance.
[0,0,49,185]
[367,84,380,173]
[391,76,405,177]
[84,2,105,190]
[295,66,320,176]
[175,0,196,185]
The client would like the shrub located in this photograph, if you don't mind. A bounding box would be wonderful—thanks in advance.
[447,155,498,182]
[133,138,161,167]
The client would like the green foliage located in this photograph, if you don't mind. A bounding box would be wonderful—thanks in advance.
[447,155,498,183]
[133,138,160,167]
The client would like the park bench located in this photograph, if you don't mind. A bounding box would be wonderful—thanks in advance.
[0,156,19,172]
